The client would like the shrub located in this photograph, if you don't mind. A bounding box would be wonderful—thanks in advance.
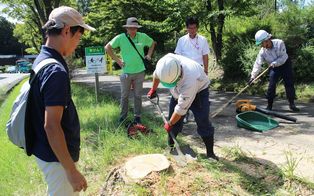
[294,46,314,83]
[238,42,261,78]
[221,17,271,81]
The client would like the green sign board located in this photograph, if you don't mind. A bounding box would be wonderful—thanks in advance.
[85,46,106,74]
[85,47,104,56]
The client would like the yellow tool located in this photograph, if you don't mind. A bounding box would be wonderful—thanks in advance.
[236,99,256,112]
[235,99,297,122]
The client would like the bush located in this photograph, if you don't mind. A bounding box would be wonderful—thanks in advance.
[294,46,314,83]
[238,42,261,77]
[221,17,271,81]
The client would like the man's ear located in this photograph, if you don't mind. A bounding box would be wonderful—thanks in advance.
[61,25,71,37]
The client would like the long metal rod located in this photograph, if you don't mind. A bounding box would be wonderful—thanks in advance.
[211,67,270,118]
[150,95,185,158]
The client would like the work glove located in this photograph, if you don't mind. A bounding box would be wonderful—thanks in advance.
[163,122,173,133]
[147,88,157,99]
[248,77,255,85]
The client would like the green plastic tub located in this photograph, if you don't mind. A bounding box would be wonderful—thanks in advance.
[236,111,279,132]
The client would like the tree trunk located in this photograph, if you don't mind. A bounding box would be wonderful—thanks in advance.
[33,0,60,44]
[216,0,225,61]
[205,0,225,62]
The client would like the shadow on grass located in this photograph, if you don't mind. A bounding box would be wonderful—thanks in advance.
[201,155,284,195]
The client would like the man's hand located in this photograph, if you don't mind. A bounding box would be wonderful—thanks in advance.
[66,168,88,192]
[269,63,275,68]
[147,88,157,99]
[248,77,255,85]
[144,55,151,61]
[164,122,172,133]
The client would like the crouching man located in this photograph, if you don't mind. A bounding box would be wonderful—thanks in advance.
[147,53,218,161]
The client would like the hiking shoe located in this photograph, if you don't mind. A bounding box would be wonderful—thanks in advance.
[167,145,178,155]
[207,153,219,161]
[266,104,272,110]
[289,104,300,112]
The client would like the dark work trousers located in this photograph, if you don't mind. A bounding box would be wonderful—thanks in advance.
[168,88,215,146]
[267,58,296,103]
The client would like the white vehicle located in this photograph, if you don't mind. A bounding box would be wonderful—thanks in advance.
[6,66,18,73]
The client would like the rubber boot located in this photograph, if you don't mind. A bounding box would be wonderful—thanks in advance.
[266,99,273,110]
[288,99,300,112]
[201,135,219,161]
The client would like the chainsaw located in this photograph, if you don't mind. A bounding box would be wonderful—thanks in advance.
[236,100,297,122]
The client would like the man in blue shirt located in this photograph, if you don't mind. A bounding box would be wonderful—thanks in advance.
[29,6,95,195]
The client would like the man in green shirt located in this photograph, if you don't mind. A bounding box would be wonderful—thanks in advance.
[105,17,156,124]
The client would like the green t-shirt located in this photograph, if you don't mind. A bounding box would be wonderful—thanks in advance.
[110,32,154,73]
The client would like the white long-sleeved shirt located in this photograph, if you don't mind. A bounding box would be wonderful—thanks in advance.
[251,39,288,78]
[154,53,210,115]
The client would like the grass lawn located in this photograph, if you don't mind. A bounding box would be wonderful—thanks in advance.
[1,81,313,195]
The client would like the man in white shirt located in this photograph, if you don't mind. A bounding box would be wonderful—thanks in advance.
[147,53,218,161]
[249,30,299,112]
[175,16,211,122]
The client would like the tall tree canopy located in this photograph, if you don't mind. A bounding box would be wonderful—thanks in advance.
[0,16,24,55]
[0,0,69,53]
[85,0,182,52]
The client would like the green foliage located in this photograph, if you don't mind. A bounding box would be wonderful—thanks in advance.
[238,42,261,77]
[13,23,41,54]
[0,0,72,53]
[220,3,314,84]
[85,0,182,53]
[0,16,24,54]
[2,0,314,86]
[294,46,314,82]
[221,16,271,81]
[65,55,85,73]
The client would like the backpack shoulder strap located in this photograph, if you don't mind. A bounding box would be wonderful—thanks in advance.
[125,33,145,61]
[33,58,61,74]
[29,58,62,85]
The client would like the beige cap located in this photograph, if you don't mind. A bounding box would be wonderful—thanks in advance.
[122,17,142,28]
[43,6,95,31]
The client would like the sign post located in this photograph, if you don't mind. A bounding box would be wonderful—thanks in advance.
[85,46,106,102]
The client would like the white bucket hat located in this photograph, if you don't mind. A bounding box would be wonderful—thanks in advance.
[43,6,96,31]
[122,17,142,28]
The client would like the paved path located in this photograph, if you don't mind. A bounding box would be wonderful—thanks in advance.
[72,70,314,182]
[0,73,28,95]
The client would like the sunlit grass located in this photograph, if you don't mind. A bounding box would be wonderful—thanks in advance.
[0,79,46,195]
[1,81,313,195]
[67,84,168,194]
